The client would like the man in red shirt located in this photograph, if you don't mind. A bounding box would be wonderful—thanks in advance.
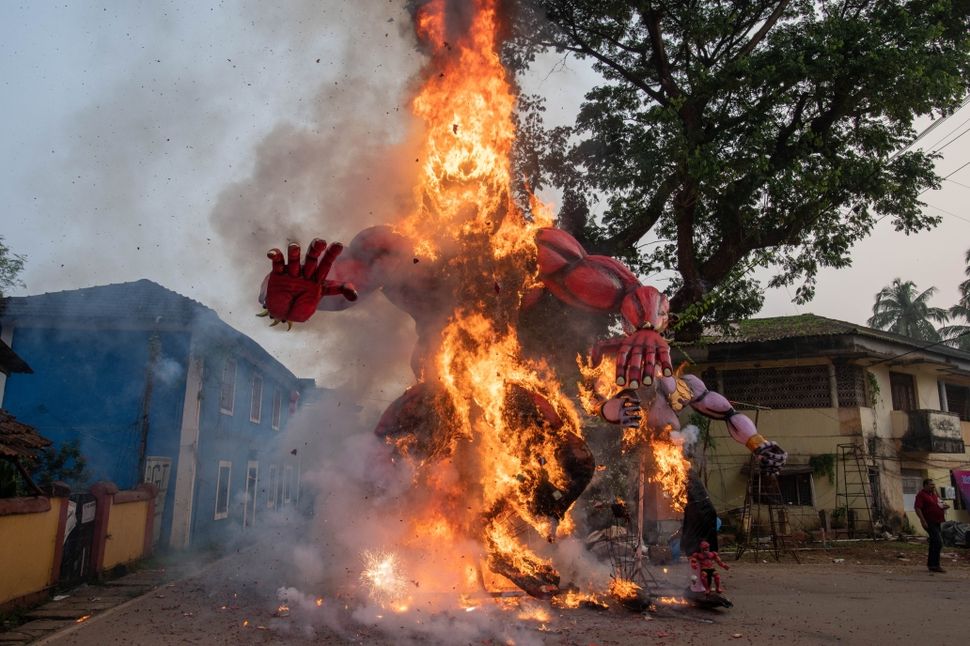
[913,478,949,573]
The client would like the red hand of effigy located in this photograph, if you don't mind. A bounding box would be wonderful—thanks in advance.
[591,329,673,388]
[263,239,357,323]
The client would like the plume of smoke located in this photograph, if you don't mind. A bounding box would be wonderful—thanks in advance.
[152,355,185,385]
[207,0,428,381]
[670,424,700,448]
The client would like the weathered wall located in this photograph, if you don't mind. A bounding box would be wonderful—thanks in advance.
[0,497,63,606]
[103,498,149,570]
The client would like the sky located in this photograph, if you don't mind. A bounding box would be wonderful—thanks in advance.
[2,1,970,386]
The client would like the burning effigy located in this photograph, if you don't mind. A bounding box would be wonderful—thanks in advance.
[256,0,785,612]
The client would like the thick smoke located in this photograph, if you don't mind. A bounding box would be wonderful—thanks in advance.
[207,1,427,384]
[13,1,428,384]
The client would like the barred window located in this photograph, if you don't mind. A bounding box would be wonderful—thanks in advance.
[835,364,869,408]
[720,365,831,409]
[757,473,814,506]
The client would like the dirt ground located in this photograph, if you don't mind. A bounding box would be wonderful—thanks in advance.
[40,540,969,646]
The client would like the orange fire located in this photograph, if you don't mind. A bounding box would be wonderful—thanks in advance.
[358,0,583,601]
[400,0,552,260]
[552,589,608,609]
[648,431,690,512]
[578,355,690,511]
[656,596,690,606]
[608,578,642,601]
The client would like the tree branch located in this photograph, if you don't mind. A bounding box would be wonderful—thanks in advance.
[641,7,683,99]
[539,20,669,106]
[732,0,792,62]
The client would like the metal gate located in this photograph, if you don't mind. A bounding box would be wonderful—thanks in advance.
[58,492,97,586]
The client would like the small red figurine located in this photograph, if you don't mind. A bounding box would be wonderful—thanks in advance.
[689,540,730,594]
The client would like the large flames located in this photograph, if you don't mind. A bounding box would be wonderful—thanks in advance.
[365,0,577,601]
[578,355,691,512]
[353,0,687,610]
[400,0,552,260]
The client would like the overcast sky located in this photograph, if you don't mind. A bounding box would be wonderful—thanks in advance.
[3,1,969,384]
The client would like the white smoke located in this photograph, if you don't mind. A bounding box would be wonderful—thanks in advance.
[670,424,700,448]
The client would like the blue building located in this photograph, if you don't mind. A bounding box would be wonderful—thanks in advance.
[0,279,310,548]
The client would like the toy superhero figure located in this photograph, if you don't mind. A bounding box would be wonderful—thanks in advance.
[689,540,730,594]
[258,226,785,596]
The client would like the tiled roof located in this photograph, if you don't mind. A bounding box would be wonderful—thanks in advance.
[701,314,862,343]
[694,313,970,361]
[0,279,217,327]
[0,409,50,459]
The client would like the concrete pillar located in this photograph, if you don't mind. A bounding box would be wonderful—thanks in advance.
[89,481,119,576]
[828,363,839,408]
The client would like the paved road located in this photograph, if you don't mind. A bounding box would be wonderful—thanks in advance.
[11,543,965,645]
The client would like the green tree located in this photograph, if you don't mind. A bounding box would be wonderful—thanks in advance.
[511,1,970,335]
[31,440,90,491]
[0,236,26,297]
[867,278,949,341]
[940,248,970,350]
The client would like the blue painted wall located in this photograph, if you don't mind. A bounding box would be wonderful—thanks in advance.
[188,351,302,544]
[2,298,308,550]
[2,327,191,539]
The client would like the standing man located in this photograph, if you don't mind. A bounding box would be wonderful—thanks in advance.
[913,478,950,573]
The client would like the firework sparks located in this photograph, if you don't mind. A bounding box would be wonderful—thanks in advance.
[361,550,410,607]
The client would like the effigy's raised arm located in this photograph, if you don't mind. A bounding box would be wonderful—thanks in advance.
[257,225,413,327]
[258,239,357,328]
[536,227,786,474]
[669,374,787,474]
[534,227,672,385]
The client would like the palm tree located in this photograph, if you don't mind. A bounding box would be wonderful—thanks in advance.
[867,278,949,342]
[940,249,970,351]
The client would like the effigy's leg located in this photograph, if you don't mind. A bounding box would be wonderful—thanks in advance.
[482,384,595,598]
[373,382,458,463]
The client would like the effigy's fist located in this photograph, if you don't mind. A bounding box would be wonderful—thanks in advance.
[754,441,787,475]
[592,329,673,388]
[259,239,357,326]
[618,394,642,430]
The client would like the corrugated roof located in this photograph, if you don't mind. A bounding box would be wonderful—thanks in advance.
[0,409,50,459]
[0,279,217,327]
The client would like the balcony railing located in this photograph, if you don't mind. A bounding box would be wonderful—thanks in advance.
[901,409,966,454]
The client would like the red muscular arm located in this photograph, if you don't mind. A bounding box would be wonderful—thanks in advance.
[259,225,412,325]
[535,228,673,386]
